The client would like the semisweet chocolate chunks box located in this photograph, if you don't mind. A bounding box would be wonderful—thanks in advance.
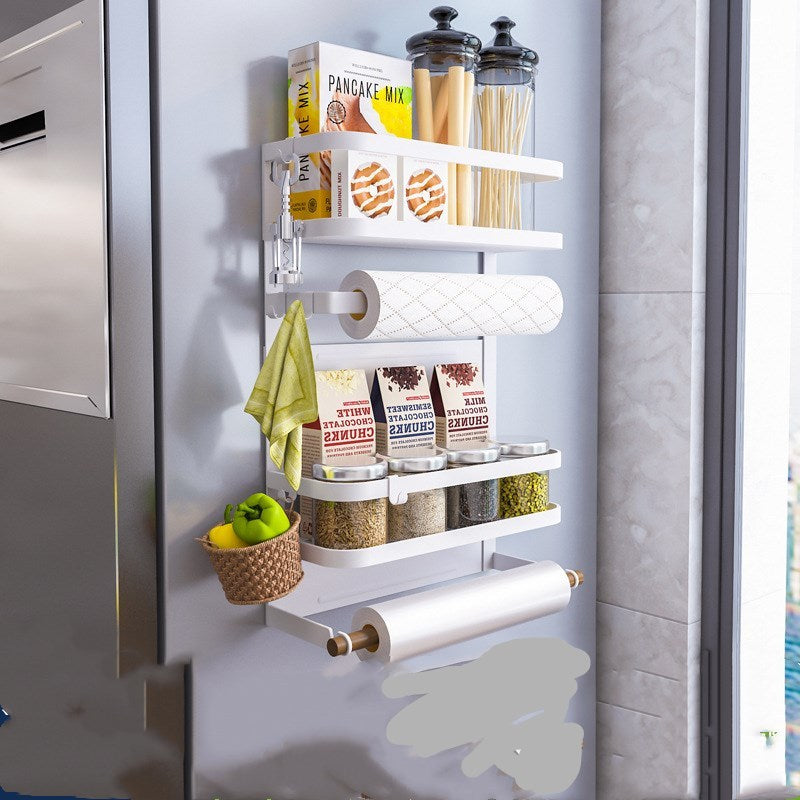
[430,363,491,448]
[300,369,376,536]
[370,365,436,455]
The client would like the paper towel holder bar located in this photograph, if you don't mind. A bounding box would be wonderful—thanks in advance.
[325,567,584,657]
[265,290,368,320]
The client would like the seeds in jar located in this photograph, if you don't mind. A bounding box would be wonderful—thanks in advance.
[447,479,499,528]
[388,488,446,541]
[499,471,549,517]
[314,497,387,549]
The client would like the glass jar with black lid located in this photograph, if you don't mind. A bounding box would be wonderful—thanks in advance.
[474,16,539,229]
[406,7,481,225]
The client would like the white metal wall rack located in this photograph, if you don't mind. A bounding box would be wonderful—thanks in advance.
[260,132,572,659]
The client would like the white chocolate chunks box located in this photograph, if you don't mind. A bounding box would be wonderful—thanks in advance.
[300,369,376,536]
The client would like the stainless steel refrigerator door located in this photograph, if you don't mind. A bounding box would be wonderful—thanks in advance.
[0,0,109,417]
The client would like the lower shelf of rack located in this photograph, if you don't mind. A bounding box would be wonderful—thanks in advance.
[300,503,561,568]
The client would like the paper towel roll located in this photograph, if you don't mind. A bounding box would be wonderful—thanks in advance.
[338,270,563,341]
[352,561,572,663]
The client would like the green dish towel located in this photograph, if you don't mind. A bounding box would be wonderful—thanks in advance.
[245,300,317,491]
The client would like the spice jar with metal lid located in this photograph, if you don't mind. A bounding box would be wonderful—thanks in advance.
[406,6,481,226]
[475,17,539,229]
[498,438,550,518]
[312,457,388,549]
[445,440,501,528]
[384,448,448,542]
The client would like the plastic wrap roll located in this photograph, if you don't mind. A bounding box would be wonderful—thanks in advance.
[352,560,571,663]
[338,270,563,340]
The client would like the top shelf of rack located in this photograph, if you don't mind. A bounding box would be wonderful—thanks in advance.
[261,132,563,184]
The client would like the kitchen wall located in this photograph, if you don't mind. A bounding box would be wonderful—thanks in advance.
[597,1,708,798]
[153,0,600,797]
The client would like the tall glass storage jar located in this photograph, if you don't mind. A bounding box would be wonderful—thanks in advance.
[498,439,550,517]
[406,6,481,226]
[384,448,448,542]
[445,441,501,528]
[474,17,538,229]
[312,457,388,550]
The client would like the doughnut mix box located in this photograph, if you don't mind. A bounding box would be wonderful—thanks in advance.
[430,363,491,447]
[332,150,398,220]
[399,157,448,223]
[370,366,436,455]
[300,369,376,535]
[287,42,412,220]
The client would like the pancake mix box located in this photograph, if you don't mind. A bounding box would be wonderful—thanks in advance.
[399,157,448,223]
[370,365,436,455]
[300,369,376,535]
[287,42,412,220]
[332,150,398,220]
[430,363,491,447]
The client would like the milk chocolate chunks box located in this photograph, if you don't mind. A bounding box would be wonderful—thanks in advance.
[430,363,491,448]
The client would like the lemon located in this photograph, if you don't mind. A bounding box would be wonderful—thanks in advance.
[208,523,248,549]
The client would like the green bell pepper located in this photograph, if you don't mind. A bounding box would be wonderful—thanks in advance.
[230,493,290,544]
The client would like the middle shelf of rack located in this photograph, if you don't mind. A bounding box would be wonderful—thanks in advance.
[265,449,563,568]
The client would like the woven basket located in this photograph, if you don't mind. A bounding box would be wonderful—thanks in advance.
[199,511,303,605]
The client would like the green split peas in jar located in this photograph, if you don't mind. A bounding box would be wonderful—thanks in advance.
[498,439,550,518]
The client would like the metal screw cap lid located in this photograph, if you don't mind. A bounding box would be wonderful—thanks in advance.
[312,456,388,482]
[445,440,501,464]
[498,438,550,457]
[406,6,482,61]
[382,447,448,473]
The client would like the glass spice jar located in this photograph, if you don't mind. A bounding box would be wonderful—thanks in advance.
[498,439,550,517]
[444,441,501,528]
[312,457,388,550]
[384,448,448,542]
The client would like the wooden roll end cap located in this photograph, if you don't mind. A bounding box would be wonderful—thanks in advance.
[326,625,380,657]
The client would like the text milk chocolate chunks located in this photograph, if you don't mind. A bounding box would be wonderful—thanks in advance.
[370,365,436,455]
[288,42,412,220]
[430,363,491,447]
[300,369,376,536]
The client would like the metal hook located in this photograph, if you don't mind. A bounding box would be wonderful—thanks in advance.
[269,153,300,186]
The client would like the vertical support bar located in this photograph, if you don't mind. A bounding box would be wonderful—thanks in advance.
[480,250,498,569]
[480,251,498,442]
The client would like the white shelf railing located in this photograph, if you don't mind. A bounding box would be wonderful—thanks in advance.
[267,448,561,504]
[262,132,563,183]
